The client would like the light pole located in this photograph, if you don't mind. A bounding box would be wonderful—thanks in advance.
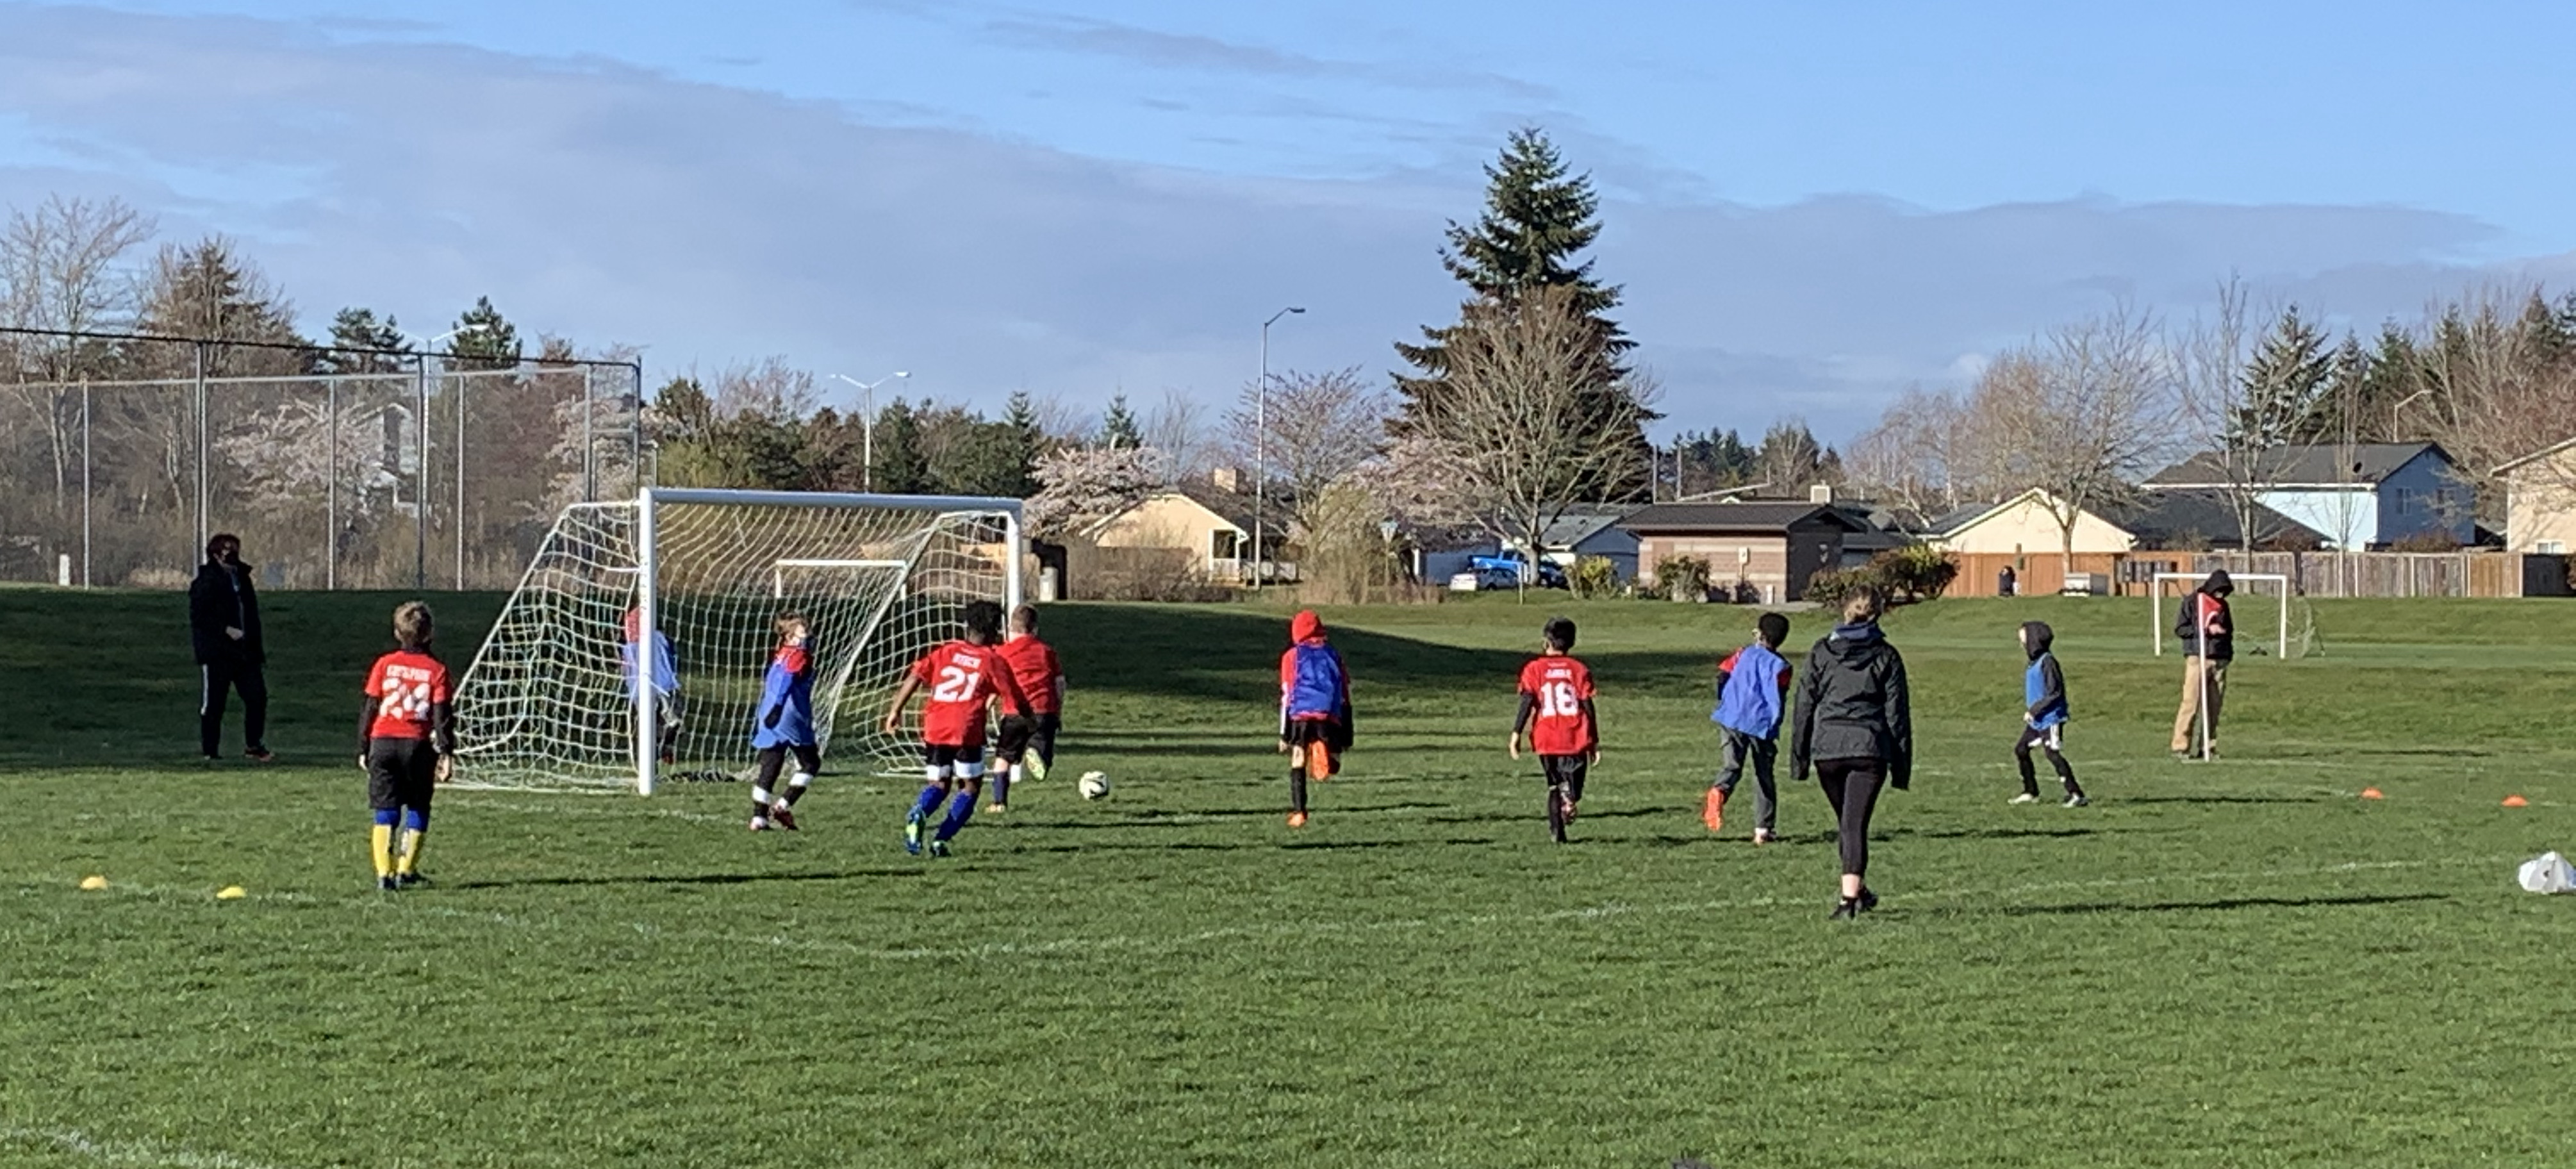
[832,371,911,492]
[2390,387,2432,443]
[425,324,491,589]
[1255,306,1304,588]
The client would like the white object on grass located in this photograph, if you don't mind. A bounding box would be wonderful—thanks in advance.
[1078,771,1111,800]
[2518,852,2575,894]
[2150,571,2307,660]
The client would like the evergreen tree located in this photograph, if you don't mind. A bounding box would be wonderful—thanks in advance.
[322,307,410,374]
[996,390,1044,496]
[447,295,522,370]
[2233,305,2335,447]
[134,236,308,375]
[2364,322,2427,441]
[1098,392,1143,450]
[1753,420,1826,493]
[870,398,932,493]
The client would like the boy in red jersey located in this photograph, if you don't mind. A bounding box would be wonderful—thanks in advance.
[882,601,1032,856]
[1278,609,1352,828]
[1509,617,1598,843]
[358,601,453,890]
[988,604,1064,813]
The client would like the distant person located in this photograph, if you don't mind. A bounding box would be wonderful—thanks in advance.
[190,533,272,762]
[358,601,452,891]
[1277,609,1353,829]
[2170,569,2234,759]
[1509,617,1598,843]
[990,604,1065,813]
[1706,612,1793,843]
[621,608,681,764]
[2011,621,2086,807]
[1789,585,1913,921]
[747,613,818,832]
[885,601,1032,856]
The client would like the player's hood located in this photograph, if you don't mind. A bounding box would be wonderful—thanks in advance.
[2022,620,2054,661]
[2201,568,2233,596]
[1291,609,1328,644]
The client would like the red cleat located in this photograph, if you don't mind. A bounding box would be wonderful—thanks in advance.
[1703,786,1727,833]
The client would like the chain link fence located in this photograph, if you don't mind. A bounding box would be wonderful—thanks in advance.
[0,328,645,590]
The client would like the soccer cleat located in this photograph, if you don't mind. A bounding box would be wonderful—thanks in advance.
[244,749,276,763]
[748,816,772,832]
[903,811,924,854]
[1702,786,1727,833]
[770,806,798,831]
[927,840,951,858]
[395,873,429,890]
[2009,792,2041,805]
[377,875,400,893]
[1025,754,1050,783]
[1828,898,1859,921]
[2063,793,2090,808]
[1286,811,1309,829]
[1752,828,1778,845]
[985,802,1007,815]
[1858,886,1879,913]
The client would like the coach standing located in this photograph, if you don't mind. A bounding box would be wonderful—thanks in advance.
[191,533,274,763]
[2170,568,2234,760]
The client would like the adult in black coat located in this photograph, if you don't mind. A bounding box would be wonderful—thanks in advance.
[2170,568,2234,759]
[190,533,272,761]
[1789,584,1912,920]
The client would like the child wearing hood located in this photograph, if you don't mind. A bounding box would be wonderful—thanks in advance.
[1278,609,1353,828]
[2012,621,2086,808]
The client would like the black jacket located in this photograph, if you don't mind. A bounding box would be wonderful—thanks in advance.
[2173,569,2234,662]
[1790,621,1912,787]
[188,561,264,666]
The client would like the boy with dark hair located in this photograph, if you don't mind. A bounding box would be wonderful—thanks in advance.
[1510,617,1598,843]
[1707,611,1792,842]
[2013,620,2087,807]
[359,601,452,891]
[748,613,819,831]
[884,600,1032,856]
[989,604,1064,813]
[1278,609,1353,829]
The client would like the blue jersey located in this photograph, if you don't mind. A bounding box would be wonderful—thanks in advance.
[750,643,815,748]
[2026,653,2069,729]
[1281,641,1350,724]
[622,632,677,701]
[1714,642,1790,739]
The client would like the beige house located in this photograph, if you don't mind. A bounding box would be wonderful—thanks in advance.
[1087,476,1283,583]
[1932,488,2135,557]
[2498,438,2576,554]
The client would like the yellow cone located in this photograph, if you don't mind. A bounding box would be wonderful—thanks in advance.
[78,875,107,890]
[215,886,247,900]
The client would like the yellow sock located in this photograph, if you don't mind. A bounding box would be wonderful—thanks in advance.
[395,829,425,876]
[370,824,394,879]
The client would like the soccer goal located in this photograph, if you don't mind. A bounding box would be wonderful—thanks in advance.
[451,488,1023,793]
[2149,572,2317,660]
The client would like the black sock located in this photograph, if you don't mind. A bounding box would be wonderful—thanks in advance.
[1546,783,1567,842]
[2015,753,2038,795]
[1289,767,1307,814]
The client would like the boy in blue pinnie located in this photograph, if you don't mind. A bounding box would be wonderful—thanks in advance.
[2013,620,2087,808]
[1705,612,1792,843]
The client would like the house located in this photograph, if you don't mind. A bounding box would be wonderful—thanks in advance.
[1616,501,1870,602]
[1499,505,1642,580]
[2143,443,2472,549]
[1087,473,1291,584]
[1931,487,2322,596]
[2497,437,2576,554]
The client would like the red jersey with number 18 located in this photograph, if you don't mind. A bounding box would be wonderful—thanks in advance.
[1517,655,1597,756]
[907,640,1032,747]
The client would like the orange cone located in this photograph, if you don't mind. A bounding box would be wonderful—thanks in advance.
[2503,795,2530,808]
[2359,788,2384,800]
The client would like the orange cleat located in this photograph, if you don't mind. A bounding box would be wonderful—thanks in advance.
[1702,786,1727,833]
[1287,811,1309,828]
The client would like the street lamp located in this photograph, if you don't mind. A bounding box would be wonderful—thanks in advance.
[2390,387,2432,443]
[832,371,911,492]
[1255,306,1304,588]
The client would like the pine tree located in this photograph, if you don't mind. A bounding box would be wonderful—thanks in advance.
[1098,393,1143,450]
[134,236,308,375]
[447,295,522,370]
[996,390,1044,496]
[322,307,411,374]
[2233,305,2335,447]
[2363,322,2425,441]
[1753,421,1826,493]
[870,398,932,493]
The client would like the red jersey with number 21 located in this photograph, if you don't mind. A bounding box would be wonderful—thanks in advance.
[909,641,1031,747]
[1518,655,1597,756]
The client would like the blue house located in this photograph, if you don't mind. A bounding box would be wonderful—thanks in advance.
[2143,442,2473,549]
[1501,506,1642,580]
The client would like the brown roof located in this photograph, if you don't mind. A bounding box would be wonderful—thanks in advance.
[1616,502,1870,535]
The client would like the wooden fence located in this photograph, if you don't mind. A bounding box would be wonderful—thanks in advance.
[1944,549,2572,599]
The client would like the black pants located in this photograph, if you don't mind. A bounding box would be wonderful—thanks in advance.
[2014,724,2081,797]
[1815,758,1885,879]
[200,659,268,757]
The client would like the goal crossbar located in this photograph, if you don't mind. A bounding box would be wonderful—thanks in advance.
[2149,572,2290,659]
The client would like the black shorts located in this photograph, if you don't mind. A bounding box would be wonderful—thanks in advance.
[367,737,438,812]
[2016,724,2066,754]
[1283,719,1336,747]
[995,713,1060,765]
[1540,754,1589,790]
[924,743,987,770]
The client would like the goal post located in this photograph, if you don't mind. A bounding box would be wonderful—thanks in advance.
[454,487,1023,795]
[2149,572,2295,659]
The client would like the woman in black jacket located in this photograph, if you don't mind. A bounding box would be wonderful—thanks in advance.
[1789,584,1912,920]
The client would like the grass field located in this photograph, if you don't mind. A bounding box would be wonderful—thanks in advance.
[5,587,2576,1168]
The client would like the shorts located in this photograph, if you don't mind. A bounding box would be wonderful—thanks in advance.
[1540,754,1589,790]
[995,713,1060,766]
[367,736,439,812]
[2017,724,2066,753]
[924,742,987,779]
[1282,718,1337,748]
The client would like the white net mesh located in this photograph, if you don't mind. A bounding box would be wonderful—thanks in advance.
[2150,572,2317,661]
[453,491,1018,792]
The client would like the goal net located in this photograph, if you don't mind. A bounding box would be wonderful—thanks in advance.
[2149,571,2318,661]
[452,488,1023,793]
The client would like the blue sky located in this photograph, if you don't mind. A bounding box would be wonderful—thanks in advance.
[4,1,2572,438]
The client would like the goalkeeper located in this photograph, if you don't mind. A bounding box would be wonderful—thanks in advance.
[622,607,681,764]
[748,613,819,832]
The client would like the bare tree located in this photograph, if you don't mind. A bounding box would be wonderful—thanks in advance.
[711,356,819,420]
[1141,386,1216,485]
[2418,286,2576,523]
[1977,306,2176,571]
[1845,385,1980,518]
[2171,278,2278,551]
[0,195,155,517]
[1410,286,1653,572]
[1223,365,1389,528]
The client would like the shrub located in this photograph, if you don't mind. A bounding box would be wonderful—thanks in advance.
[1569,555,1620,599]
[1655,554,1711,602]
[1872,543,1959,602]
[1803,565,1872,607]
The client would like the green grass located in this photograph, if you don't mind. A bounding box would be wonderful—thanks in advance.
[5,588,2576,1167]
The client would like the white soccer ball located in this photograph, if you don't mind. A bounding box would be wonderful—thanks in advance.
[1077,771,1111,800]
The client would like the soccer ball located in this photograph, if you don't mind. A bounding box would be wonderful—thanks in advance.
[1077,771,1111,800]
